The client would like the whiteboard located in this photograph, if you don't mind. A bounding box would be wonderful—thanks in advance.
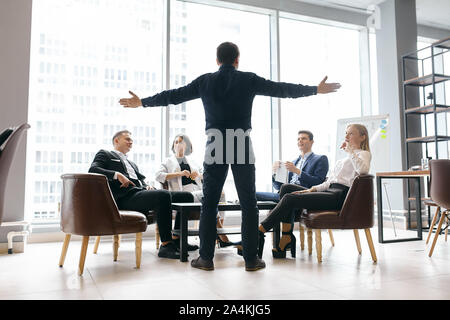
[336,114,390,175]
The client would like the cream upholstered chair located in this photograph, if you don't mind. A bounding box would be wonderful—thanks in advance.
[0,124,32,254]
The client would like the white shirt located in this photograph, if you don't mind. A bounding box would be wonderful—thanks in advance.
[112,150,141,186]
[314,149,371,192]
[290,151,312,184]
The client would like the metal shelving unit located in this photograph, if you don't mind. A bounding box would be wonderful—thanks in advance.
[401,36,450,230]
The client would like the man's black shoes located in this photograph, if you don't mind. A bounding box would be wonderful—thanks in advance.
[191,257,214,271]
[158,242,180,259]
[245,257,266,271]
[173,238,199,251]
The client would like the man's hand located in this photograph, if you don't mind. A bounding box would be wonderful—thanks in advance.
[317,76,341,94]
[285,161,300,174]
[119,91,143,108]
[146,185,156,190]
[116,172,136,188]
[272,161,281,174]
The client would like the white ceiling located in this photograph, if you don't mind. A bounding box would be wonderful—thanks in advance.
[296,0,450,30]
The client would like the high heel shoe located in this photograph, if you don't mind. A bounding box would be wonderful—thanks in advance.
[236,232,265,258]
[217,235,236,248]
[272,228,296,259]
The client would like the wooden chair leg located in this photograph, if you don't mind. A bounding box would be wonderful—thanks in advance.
[299,225,305,250]
[315,229,322,263]
[113,235,119,261]
[429,211,447,257]
[426,207,440,245]
[445,216,448,242]
[135,232,142,269]
[59,234,71,267]
[364,229,377,262]
[307,228,313,255]
[353,229,362,254]
[93,236,101,254]
[328,229,335,246]
[78,236,89,276]
[155,225,160,249]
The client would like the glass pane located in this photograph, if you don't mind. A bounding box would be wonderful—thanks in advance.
[279,17,362,167]
[169,0,272,200]
[27,0,164,223]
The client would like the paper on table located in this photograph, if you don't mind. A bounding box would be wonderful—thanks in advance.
[274,163,288,183]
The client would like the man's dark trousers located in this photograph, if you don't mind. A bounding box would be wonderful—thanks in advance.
[200,163,258,262]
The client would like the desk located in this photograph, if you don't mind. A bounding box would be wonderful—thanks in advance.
[376,170,430,243]
[171,202,278,262]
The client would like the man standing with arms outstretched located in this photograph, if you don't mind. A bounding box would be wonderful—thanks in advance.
[119,42,341,271]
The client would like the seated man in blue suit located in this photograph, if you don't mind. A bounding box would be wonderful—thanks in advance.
[256,130,328,202]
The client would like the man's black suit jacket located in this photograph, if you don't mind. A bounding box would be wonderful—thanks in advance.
[88,149,148,203]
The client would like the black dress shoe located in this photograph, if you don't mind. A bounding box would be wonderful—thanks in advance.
[191,257,214,271]
[245,257,266,271]
[158,242,180,259]
[173,238,199,251]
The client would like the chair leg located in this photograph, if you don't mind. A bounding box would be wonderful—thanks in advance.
[353,229,362,255]
[78,236,89,276]
[135,232,142,269]
[307,228,313,255]
[299,225,305,250]
[328,229,335,246]
[426,207,440,245]
[93,236,101,254]
[315,229,322,263]
[59,234,71,267]
[155,225,160,249]
[429,211,447,257]
[113,235,119,261]
[445,216,448,242]
[364,229,377,262]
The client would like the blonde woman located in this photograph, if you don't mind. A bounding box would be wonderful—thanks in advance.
[156,134,236,247]
[258,124,371,259]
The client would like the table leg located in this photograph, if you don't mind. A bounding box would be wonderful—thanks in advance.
[377,176,384,243]
[415,177,423,240]
[180,208,188,262]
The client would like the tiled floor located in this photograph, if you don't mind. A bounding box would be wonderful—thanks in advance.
[1,228,450,300]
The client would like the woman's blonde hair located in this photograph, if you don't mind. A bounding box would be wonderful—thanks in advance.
[348,124,370,152]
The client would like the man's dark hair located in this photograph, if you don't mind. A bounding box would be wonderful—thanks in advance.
[298,130,314,141]
[217,42,240,65]
[112,130,131,145]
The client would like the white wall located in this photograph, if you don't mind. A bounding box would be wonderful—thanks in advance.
[0,0,32,243]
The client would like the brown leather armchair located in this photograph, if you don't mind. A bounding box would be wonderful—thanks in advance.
[0,123,31,254]
[428,160,450,257]
[300,174,377,263]
[59,173,148,276]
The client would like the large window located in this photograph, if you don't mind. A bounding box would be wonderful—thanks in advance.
[26,0,164,223]
[26,0,376,225]
[279,17,363,166]
[169,0,272,200]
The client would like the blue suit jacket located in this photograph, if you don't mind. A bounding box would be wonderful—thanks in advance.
[272,153,329,190]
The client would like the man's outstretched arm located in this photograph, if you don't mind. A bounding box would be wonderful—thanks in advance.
[254,75,341,98]
[119,77,202,108]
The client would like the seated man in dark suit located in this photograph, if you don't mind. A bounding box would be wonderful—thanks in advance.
[256,130,328,202]
[89,129,197,259]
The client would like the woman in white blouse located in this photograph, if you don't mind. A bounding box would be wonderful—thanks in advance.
[156,134,235,247]
[258,124,371,259]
